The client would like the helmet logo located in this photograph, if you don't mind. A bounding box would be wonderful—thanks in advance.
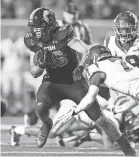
[43,10,50,22]
[100,47,105,52]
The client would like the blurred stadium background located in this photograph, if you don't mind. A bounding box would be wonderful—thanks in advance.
[1,0,139,115]
[1,0,139,156]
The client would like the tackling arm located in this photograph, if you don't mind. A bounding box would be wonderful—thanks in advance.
[74,72,106,114]
[113,96,138,114]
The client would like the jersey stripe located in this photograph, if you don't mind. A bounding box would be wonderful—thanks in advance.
[104,37,110,48]
[67,25,75,42]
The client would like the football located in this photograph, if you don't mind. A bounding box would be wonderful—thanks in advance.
[33,51,41,66]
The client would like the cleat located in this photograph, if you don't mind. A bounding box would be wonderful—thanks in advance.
[9,126,20,146]
[126,147,138,156]
[73,139,83,147]
[36,120,53,148]
[56,136,65,147]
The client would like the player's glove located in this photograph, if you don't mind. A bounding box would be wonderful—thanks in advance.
[57,106,77,124]
[73,65,84,81]
[33,49,48,69]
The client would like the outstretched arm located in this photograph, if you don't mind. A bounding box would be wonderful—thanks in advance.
[74,72,106,114]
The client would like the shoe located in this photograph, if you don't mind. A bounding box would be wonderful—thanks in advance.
[73,139,83,147]
[126,147,138,156]
[36,119,53,148]
[9,126,20,146]
[56,136,65,147]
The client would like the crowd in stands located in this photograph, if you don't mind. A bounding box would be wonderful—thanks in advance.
[1,0,139,19]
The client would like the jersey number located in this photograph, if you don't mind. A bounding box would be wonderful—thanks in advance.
[120,60,132,72]
[47,50,68,68]
[109,58,132,72]
[125,55,139,67]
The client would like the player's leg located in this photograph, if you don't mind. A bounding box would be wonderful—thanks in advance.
[101,112,123,150]
[1,99,7,117]
[95,106,137,156]
[35,81,63,148]
[51,99,95,136]
[55,79,101,146]
[1,69,11,99]
[131,109,139,143]
[12,72,23,112]
[63,80,136,155]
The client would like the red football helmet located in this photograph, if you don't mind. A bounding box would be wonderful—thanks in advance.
[85,45,112,66]
[113,11,138,43]
[28,7,58,39]
[63,2,79,24]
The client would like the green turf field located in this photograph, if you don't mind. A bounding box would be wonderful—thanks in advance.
[1,116,139,157]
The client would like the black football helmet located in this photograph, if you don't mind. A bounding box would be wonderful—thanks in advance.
[114,11,138,43]
[28,7,58,39]
[85,45,112,65]
[63,2,79,24]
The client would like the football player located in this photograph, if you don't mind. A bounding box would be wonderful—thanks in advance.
[50,99,99,147]
[1,99,7,117]
[104,10,139,146]
[103,11,139,110]
[75,45,139,113]
[24,7,99,148]
[59,2,92,45]
[61,45,138,156]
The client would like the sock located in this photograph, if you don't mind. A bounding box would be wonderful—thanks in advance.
[25,126,40,136]
[117,134,137,156]
[41,118,53,134]
[14,126,25,135]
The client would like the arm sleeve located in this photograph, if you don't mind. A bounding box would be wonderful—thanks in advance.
[67,25,75,42]
[89,72,106,87]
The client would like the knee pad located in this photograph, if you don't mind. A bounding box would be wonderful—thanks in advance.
[96,112,121,141]
[35,102,49,118]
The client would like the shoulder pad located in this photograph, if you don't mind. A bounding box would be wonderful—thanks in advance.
[104,37,110,47]
[56,25,75,42]
[24,32,40,52]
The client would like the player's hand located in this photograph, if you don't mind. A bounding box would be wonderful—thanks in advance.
[73,65,84,81]
[57,106,77,124]
[112,96,137,114]
[34,49,48,69]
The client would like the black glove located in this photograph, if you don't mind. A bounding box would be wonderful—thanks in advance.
[34,49,48,69]
[73,65,84,81]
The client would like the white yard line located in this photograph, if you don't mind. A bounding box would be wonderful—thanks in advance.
[1,151,124,155]
[0,124,41,130]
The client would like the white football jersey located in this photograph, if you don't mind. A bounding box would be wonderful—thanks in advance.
[86,58,139,99]
[104,36,139,67]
